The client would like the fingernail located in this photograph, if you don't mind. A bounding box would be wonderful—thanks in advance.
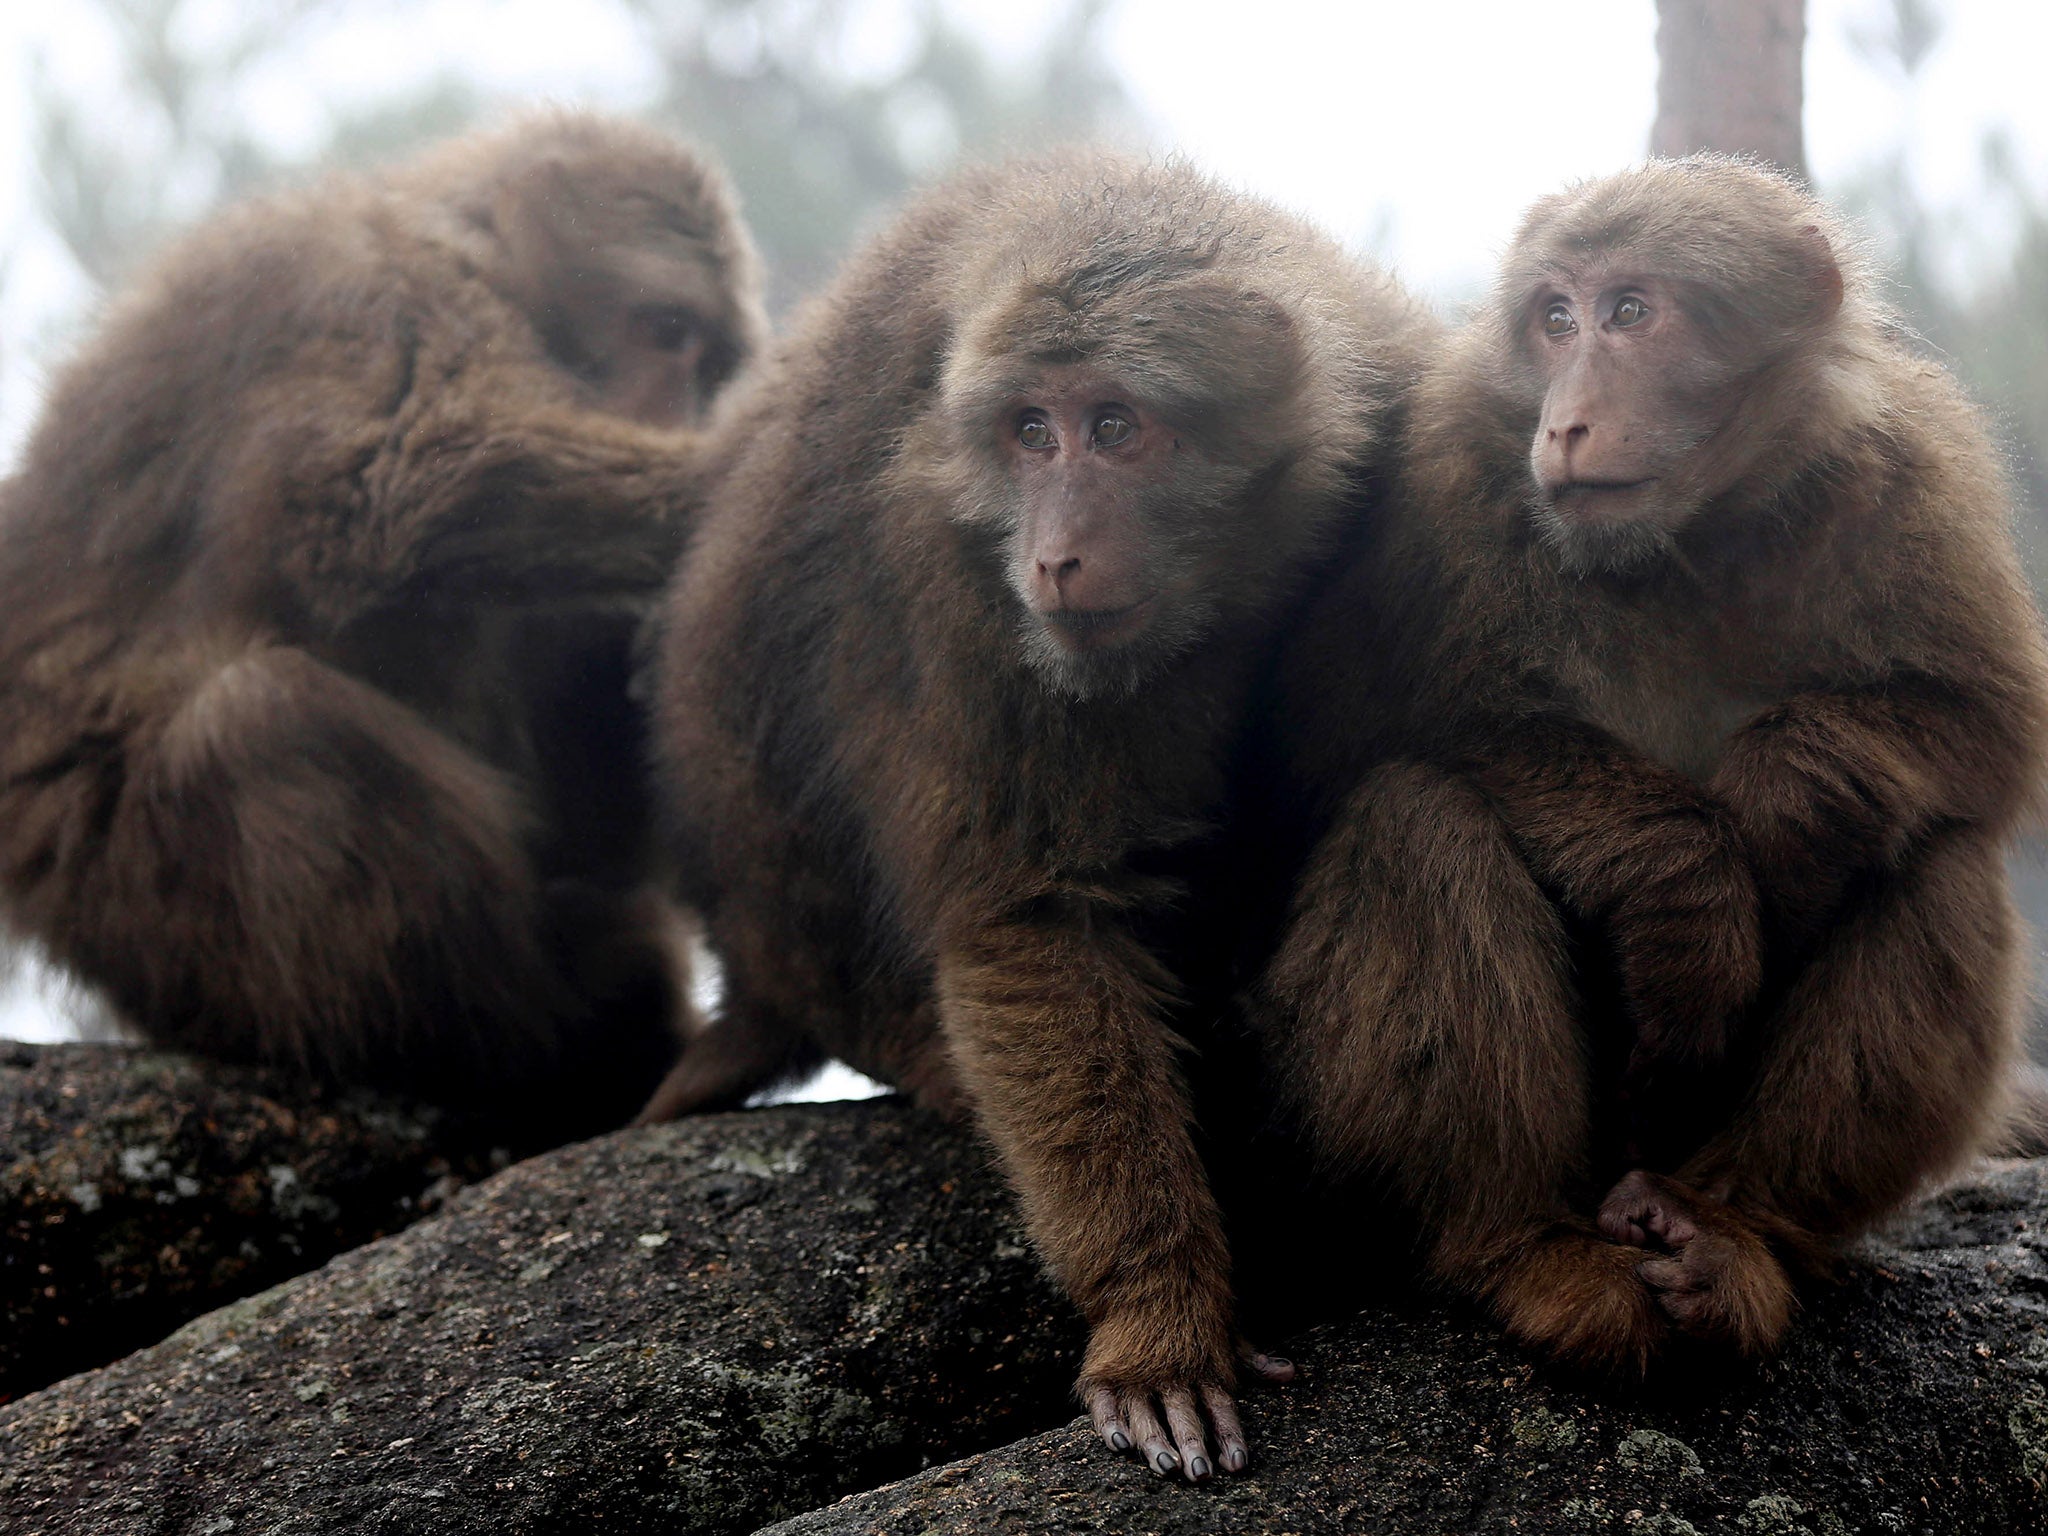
[1155,1451,1179,1474]
[1189,1456,1211,1480]
[1225,1446,1247,1472]
[1110,1431,1130,1452]
[1269,1356,1293,1371]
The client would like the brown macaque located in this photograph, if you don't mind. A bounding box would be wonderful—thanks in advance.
[642,154,1437,1479]
[0,113,766,1138]
[1251,156,2048,1375]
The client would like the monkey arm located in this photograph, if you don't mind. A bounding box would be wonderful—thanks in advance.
[387,409,706,596]
[933,908,1243,1467]
[286,406,709,631]
[1453,712,1763,1083]
[1709,672,2041,951]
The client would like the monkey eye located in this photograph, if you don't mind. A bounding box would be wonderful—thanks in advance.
[1092,413,1134,448]
[633,306,699,352]
[1018,415,1055,450]
[1542,302,1576,337]
[1612,295,1649,327]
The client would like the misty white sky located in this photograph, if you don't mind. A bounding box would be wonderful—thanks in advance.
[1,0,2044,1047]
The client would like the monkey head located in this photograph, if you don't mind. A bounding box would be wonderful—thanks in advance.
[905,207,1365,701]
[429,114,769,428]
[1492,157,1854,575]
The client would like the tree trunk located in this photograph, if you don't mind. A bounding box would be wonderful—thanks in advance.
[1652,0,1809,180]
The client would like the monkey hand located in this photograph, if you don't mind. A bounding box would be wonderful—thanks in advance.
[1080,1323,1294,1481]
[1597,1170,1794,1358]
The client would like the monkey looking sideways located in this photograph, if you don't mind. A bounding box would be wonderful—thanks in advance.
[0,114,765,1136]
[642,154,1437,1478]
[1253,156,2048,1374]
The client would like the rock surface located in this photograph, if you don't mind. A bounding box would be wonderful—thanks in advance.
[1,1041,509,1402]
[767,1161,2048,1536]
[0,1098,1084,1536]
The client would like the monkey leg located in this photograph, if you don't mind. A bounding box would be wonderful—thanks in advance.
[636,886,956,1123]
[634,1008,824,1122]
[1600,827,2024,1355]
[24,645,665,1128]
[1261,761,1664,1376]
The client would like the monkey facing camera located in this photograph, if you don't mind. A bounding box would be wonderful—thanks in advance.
[641,151,1439,1478]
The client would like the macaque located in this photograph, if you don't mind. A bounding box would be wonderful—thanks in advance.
[0,113,766,1137]
[643,153,1437,1477]
[1251,155,2048,1373]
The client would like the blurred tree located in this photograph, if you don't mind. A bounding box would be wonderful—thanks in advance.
[1833,1,2048,548]
[626,0,1134,307]
[28,0,339,288]
[1651,0,1808,178]
[17,0,1132,318]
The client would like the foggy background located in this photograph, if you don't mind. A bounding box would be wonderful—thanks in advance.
[1,0,2045,1061]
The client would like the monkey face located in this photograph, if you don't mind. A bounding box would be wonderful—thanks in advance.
[538,248,753,429]
[585,296,718,427]
[1500,164,1850,578]
[1516,271,1740,574]
[927,364,1269,701]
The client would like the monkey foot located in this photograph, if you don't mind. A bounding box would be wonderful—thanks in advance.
[1484,1222,1666,1378]
[1598,1170,1794,1357]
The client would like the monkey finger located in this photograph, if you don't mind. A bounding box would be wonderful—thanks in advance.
[1160,1388,1214,1481]
[1201,1382,1251,1474]
[1599,1203,1652,1247]
[1088,1387,1132,1455]
[1599,1171,1662,1246]
[1121,1392,1178,1478]
[1658,1289,1716,1329]
[1636,1254,1706,1295]
[1239,1343,1297,1385]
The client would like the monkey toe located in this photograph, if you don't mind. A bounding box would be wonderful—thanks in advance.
[1201,1383,1250,1473]
[1118,1393,1179,1477]
[1161,1389,1214,1480]
[1088,1387,1132,1455]
[1240,1343,1297,1386]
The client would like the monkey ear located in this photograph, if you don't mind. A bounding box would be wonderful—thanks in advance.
[1795,223,1845,322]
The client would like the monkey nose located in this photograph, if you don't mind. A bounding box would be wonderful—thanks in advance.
[1035,555,1083,602]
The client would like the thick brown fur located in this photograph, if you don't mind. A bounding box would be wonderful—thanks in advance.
[1251,156,2048,1375]
[0,112,766,1137]
[645,153,1436,1477]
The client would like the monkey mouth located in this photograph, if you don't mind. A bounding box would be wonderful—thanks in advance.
[1039,598,1155,649]
[1547,478,1657,520]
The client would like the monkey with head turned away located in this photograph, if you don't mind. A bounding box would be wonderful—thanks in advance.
[0,112,766,1138]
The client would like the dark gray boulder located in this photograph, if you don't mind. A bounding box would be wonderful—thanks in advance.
[1,1041,508,1402]
[765,1160,2048,1536]
[0,1098,1084,1535]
